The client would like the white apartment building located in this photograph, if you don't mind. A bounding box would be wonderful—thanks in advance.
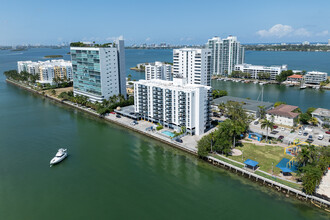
[207,36,244,76]
[234,64,288,80]
[145,61,172,81]
[173,48,211,86]
[70,39,126,102]
[17,59,73,83]
[133,78,212,135]
[304,71,327,84]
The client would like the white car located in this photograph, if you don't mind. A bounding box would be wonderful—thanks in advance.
[281,127,285,131]
[318,134,324,140]
[298,131,302,135]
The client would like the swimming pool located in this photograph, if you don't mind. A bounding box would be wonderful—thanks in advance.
[161,130,175,138]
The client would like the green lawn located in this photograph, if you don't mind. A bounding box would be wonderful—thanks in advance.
[228,143,292,175]
[213,155,245,168]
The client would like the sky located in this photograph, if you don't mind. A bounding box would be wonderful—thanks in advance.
[1,0,330,45]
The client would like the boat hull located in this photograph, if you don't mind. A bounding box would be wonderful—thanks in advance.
[50,153,67,165]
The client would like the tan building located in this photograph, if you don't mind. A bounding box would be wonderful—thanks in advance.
[266,104,300,127]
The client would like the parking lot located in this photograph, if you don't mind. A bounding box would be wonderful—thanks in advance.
[249,119,330,146]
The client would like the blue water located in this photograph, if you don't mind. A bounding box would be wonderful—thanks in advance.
[162,130,175,137]
[245,50,330,73]
[1,48,329,111]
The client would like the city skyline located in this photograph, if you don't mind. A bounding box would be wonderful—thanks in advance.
[1,0,330,45]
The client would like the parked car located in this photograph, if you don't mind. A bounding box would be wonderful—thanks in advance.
[278,135,284,140]
[326,131,330,134]
[254,121,259,125]
[318,134,324,140]
[303,132,308,136]
[307,135,313,143]
[130,120,138,126]
[273,125,278,129]
[281,127,285,131]
[298,131,302,135]
[110,112,116,114]
[174,138,183,143]
[270,131,278,135]
[116,114,121,118]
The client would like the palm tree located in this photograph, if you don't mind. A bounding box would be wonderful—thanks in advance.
[218,103,226,115]
[258,105,266,119]
[260,119,274,142]
[210,131,215,153]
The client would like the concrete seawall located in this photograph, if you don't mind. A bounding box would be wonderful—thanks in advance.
[6,79,330,210]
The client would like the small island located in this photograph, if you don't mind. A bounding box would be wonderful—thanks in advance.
[44,55,63,58]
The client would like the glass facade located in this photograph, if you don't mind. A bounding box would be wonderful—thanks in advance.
[71,49,102,97]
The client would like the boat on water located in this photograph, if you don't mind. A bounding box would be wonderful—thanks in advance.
[253,81,258,84]
[286,84,294,87]
[300,85,307,89]
[259,82,265,85]
[50,148,67,166]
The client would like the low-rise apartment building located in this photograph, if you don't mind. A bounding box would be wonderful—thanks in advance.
[133,78,212,135]
[234,64,287,80]
[17,60,73,83]
[266,104,300,127]
[304,71,327,84]
[311,108,330,127]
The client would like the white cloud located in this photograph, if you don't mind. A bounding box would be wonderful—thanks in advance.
[256,24,328,38]
[257,24,293,38]
[145,37,151,41]
[293,28,311,37]
[316,30,329,36]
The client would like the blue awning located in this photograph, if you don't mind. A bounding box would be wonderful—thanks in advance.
[244,159,259,167]
[276,158,298,173]
[249,132,262,138]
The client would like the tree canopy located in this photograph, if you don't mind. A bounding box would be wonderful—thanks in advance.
[275,70,294,83]
[212,89,228,99]
[197,102,249,157]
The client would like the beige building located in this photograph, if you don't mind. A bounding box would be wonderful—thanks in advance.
[266,104,300,127]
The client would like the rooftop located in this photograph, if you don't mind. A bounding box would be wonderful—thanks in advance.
[236,63,287,70]
[134,78,211,91]
[311,108,330,118]
[266,104,300,118]
[70,41,115,48]
[212,96,274,113]
[287,74,303,79]
[306,71,328,75]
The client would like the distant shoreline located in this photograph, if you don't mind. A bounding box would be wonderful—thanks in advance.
[44,55,63,58]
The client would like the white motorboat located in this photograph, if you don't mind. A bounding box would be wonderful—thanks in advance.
[50,148,67,165]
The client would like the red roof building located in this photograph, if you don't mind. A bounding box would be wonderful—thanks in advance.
[287,74,303,81]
